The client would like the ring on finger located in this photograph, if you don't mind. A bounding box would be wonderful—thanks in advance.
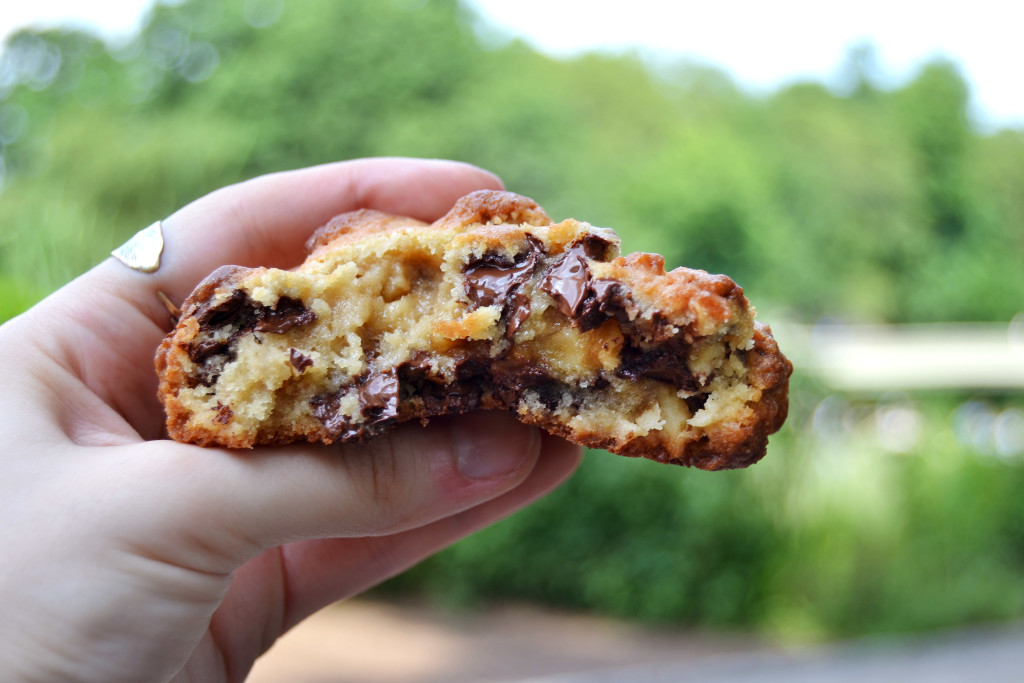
[111,220,165,273]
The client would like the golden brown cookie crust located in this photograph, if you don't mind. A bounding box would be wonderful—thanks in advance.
[156,190,792,469]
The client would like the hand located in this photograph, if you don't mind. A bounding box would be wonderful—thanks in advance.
[0,158,582,682]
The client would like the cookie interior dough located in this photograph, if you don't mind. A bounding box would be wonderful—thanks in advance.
[156,191,791,469]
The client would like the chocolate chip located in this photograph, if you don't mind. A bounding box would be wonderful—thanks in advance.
[464,239,543,337]
[684,393,710,414]
[505,290,531,338]
[541,243,637,333]
[311,392,340,424]
[532,383,563,411]
[541,243,591,319]
[196,290,250,330]
[254,297,317,334]
[398,352,434,384]
[574,279,634,332]
[213,403,234,425]
[196,292,315,336]
[189,293,317,386]
[617,343,703,392]
[488,359,563,410]
[359,369,400,424]
[417,382,483,415]
[310,392,362,439]
[188,337,231,364]
[454,354,490,382]
[579,233,614,261]
[289,348,313,373]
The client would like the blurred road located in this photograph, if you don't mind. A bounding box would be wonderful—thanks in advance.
[248,599,1024,682]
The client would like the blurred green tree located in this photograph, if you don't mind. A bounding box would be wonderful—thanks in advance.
[2,0,1024,641]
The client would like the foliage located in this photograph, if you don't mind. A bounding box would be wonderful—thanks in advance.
[2,0,1024,640]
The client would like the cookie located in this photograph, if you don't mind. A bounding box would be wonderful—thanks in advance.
[155,190,791,469]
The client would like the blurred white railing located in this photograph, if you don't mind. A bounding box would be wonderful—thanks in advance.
[772,318,1024,391]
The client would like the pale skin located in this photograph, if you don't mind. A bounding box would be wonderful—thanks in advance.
[0,158,582,682]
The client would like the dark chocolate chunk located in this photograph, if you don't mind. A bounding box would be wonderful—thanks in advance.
[684,392,710,414]
[489,359,563,410]
[189,293,317,385]
[254,297,317,334]
[531,383,563,411]
[542,243,638,332]
[617,343,703,392]
[578,233,614,261]
[454,354,490,381]
[359,369,400,424]
[196,290,250,330]
[505,290,531,338]
[311,392,341,426]
[573,279,633,332]
[289,348,313,373]
[416,381,484,416]
[188,337,231,364]
[398,352,434,384]
[589,279,629,317]
[197,292,315,335]
[463,243,540,307]
[541,243,591,319]
[397,354,486,416]
[310,392,363,439]
[464,239,543,337]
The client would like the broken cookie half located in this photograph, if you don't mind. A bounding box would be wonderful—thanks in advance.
[156,190,791,470]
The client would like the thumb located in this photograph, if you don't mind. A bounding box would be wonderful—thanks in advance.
[119,411,541,574]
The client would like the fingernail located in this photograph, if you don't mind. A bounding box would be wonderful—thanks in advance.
[453,411,538,480]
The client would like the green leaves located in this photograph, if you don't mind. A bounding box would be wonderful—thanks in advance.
[3,0,1024,639]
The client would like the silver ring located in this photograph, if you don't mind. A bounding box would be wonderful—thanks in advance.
[111,220,165,273]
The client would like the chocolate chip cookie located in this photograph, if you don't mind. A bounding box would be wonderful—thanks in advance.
[156,191,791,469]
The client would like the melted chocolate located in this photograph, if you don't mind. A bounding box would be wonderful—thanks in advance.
[189,292,317,386]
[489,359,561,410]
[359,370,400,424]
[684,392,710,414]
[464,254,535,306]
[398,352,434,384]
[579,234,614,260]
[541,244,591,319]
[574,279,633,332]
[617,343,703,392]
[505,290,532,338]
[416,381,484,416]
[310,369,406,440]
[195,292,316,336]
[541,241,635,333]
[463,239,542,337]
[397,355,485,416]
[197,290,249,329]
[310,392,362,440]
[188,338,231,364]
[289,348,313,373]
[254,297,317,334]
[454,354,490,382]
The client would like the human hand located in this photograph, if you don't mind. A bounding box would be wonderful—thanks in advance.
[0,158,582,682]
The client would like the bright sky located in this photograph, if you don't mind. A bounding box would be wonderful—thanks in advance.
[2,0,1021,130]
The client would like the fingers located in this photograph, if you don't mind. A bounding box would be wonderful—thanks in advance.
[25,158,502,439]
[210,433,582,673]
[277,433,582,628]
[121,412,545,575]
[93,158,504,326]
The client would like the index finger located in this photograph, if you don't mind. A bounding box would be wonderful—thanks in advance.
[28,158,502,438]
[99,157,505,321]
